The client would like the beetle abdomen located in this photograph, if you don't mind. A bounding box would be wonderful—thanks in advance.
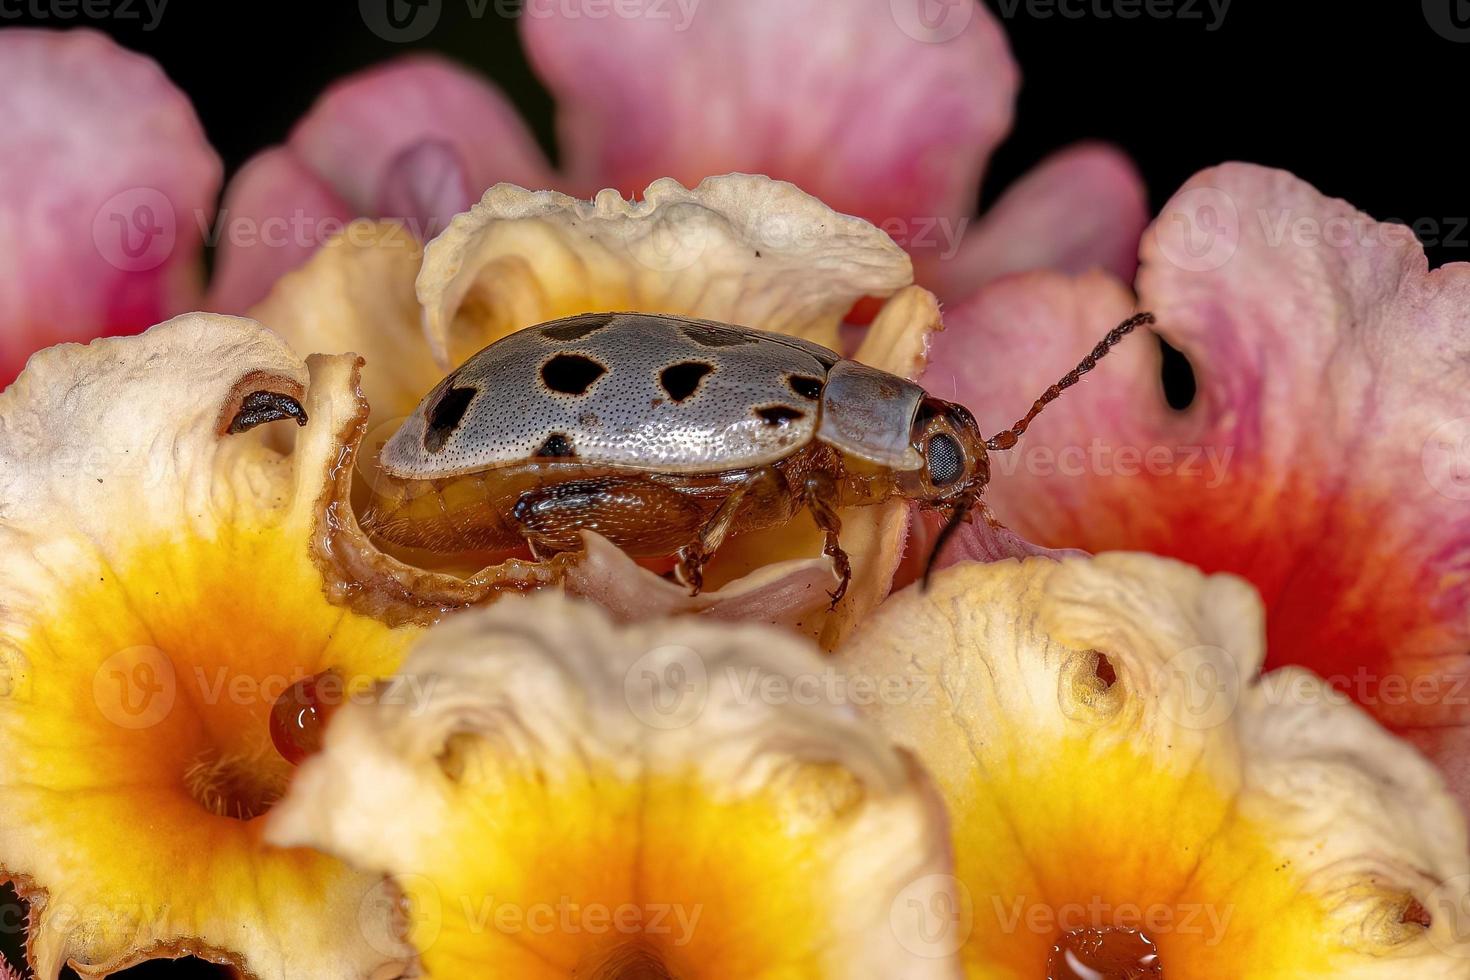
[381,312,837,478]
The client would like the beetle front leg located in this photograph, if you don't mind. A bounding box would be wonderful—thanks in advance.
[802,471,851,608]
[675,467,788,596]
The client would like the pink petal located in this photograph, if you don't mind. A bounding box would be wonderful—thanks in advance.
[524,0,1017,261]
[288,56,551,216]
[0,29,220,386]
[206,148,354,314]
[932,164,1470,744]
[212,56,553,311]
[925,142,1148,300]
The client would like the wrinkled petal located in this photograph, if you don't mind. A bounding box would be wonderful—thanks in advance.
[924,142,1148,299]
[524,0,1016,265]
[0,315,445,977]
[212,56,553,312]
[841,555,1470,977]
[269,596,959,978]
[417,174,914,366]
[0,29,220,386]
[932,164,1470,751]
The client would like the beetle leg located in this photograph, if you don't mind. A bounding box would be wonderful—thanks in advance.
[801,471,851,608]
[675,467,788,596]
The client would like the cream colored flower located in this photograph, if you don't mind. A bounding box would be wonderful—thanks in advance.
[839,554,1470,978]
[0,314,493,978]
[268,594,957,979]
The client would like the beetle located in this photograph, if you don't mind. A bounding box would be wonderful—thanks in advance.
[364,310,1153,604]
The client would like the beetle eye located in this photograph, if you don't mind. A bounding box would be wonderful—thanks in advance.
[926,432,964,487]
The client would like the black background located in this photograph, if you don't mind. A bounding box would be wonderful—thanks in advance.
[1,1,1466,977]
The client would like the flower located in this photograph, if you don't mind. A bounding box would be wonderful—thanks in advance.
[0,314,500,978]
[267,594,958,979]
[1,1,1147,385]
[840,553,1470,978]
[927,162,1470,811]
[253,173,940,646]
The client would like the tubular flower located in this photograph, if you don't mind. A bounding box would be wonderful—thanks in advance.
[0,314,515,978]
[839,554,1470,979]
[1,2,1147,385]
[251,174,940,646]
[928,162,1470,807]
[266,595,958,979]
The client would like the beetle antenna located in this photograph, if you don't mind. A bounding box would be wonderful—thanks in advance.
[985,312,1154,452]
[921,496,973,589]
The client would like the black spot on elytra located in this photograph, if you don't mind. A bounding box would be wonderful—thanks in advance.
[681,321,757,348]
[541,353,608,395]
[541,314,613,342]
[787,374,823,400]
[659,361,715,402]
[424,385,476,452]
[227,390,308,434]
[536,432,577,458]
[755,405,806,427]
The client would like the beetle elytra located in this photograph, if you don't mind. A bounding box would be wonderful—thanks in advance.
[364,310,1154,603]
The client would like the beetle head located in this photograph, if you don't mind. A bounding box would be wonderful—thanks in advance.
[917,310,1156,587]
[901,397,992,507]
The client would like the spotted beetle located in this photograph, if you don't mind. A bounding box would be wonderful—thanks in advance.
[365,310,1153,602]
